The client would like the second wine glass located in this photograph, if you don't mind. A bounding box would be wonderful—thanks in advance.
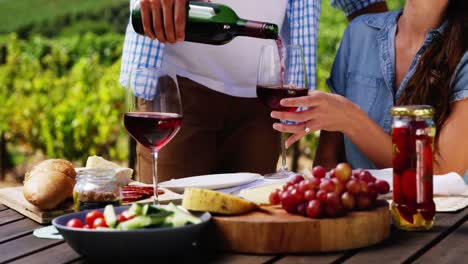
[124,64,183,204]
[256,44,308,179]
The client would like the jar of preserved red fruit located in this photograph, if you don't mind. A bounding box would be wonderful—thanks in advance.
[73,169,122,212]
[390,105,436,230]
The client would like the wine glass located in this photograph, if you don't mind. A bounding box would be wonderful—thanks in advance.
[256,44,309,179]
[124,64,182,204]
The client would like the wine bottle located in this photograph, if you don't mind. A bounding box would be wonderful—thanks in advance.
[131,1,279,45]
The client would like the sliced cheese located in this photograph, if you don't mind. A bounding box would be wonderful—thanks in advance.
[85,156,133,186]
[239,184,283,205]
[182,188,258,215]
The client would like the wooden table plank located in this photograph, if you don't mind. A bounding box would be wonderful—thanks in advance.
[414,219,468,264]
[0,209,25,225]
[69,253,274,264]
[343,209,468,264]
[0,234,63,263]
[10,242,80,264]
[0,204,7,211]
[275,252,350,264]
[0,218,41,244]
[209,253,277,264]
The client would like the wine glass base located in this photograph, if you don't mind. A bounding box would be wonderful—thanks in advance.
[263,169,297,179]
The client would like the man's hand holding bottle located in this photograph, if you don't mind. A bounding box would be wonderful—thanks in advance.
[139,0,210,44]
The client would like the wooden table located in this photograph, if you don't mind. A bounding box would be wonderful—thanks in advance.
[1,203,467,264]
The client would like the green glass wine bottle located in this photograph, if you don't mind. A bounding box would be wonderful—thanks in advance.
[131,1,279,45]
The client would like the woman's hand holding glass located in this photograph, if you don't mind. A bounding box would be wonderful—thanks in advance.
[271,91,361,148]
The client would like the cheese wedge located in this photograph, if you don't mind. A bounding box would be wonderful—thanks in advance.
[182,188,258,215]
[239,184,283,205]
[85,156,133,186]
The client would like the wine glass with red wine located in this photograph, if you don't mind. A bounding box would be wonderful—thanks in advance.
[257,44,308,179]
[124,65,182,204]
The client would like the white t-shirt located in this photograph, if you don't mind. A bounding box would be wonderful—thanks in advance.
[164,0,288,98]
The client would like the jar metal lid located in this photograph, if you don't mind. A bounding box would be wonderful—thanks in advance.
[390,105,435,117]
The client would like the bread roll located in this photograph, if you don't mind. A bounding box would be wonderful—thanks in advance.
[23,159,76,210]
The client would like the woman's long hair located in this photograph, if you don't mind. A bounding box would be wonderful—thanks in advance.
[397,0,468,151]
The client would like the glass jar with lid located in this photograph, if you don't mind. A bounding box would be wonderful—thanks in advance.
[73,169,122,212]
[390,105,436,231]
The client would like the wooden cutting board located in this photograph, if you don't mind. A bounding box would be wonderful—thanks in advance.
[211,201,391,254]
[0,186,182,224]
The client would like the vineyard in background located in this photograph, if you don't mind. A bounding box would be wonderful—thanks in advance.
[0,0,404,182]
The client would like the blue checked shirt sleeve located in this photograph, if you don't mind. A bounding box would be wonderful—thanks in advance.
[119,0,164,88]
[287,0,321,91]
[330,0,386,17]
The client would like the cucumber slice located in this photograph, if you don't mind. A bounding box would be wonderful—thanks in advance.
[117,216,152,230]
[128,203,144,216]
[103,204,117,228]
[164,203,202,227]
[142,204,150,216]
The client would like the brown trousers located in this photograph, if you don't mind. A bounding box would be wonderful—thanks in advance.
[136,77,280,183]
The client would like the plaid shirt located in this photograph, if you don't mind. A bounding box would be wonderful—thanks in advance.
[120,0,385,91]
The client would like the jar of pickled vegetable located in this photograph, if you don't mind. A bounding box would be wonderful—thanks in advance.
[73,169,122,212]
[390,105,436,231]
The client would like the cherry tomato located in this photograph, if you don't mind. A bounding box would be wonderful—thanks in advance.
[85,210,104,227]
[92,217,108,228]
[66,218,84,228]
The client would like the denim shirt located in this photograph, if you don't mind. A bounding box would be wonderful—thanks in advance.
[327,10,468,179]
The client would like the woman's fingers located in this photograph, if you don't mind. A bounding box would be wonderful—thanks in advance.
[161,0,176,43]
[149,0,165,41]
[273,120,321,148]
[271,109,314,122]
[280,91,325,107]
[285,133,305,149]
[141,0,156,39]
[174,0,186,41]
[273,122,305,134]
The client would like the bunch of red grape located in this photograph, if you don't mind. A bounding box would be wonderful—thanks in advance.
[269,163,390,219]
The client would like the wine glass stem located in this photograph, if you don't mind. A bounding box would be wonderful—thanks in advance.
[151,150,159,205]
[280,130,288,171]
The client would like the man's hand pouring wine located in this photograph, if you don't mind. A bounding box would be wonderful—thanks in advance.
[139,0,210,44]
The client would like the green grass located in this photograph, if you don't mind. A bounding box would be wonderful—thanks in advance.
[0,0,128,33]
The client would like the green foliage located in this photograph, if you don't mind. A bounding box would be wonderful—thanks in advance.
[388,0,406,10]
[0,33,127,163]
[0,0,129,37]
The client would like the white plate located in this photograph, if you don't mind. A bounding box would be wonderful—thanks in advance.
[158,173,263,193]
